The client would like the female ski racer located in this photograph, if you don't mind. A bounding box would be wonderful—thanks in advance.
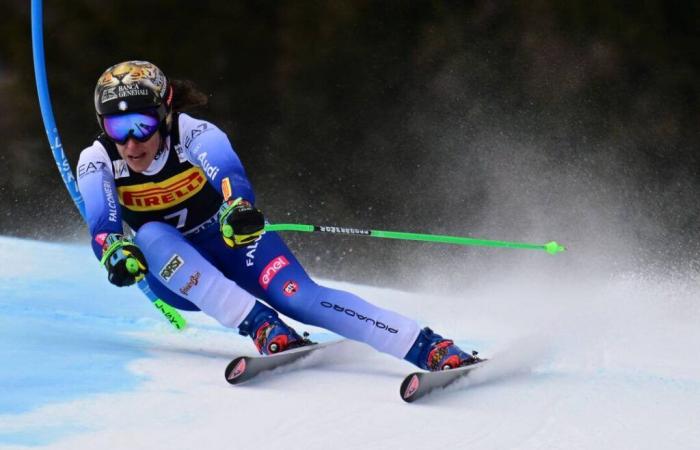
[77,60,479,371]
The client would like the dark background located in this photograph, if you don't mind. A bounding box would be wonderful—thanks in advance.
[1,1,698,291]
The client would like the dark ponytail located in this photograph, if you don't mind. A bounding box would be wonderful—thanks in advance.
[170,79,208,112]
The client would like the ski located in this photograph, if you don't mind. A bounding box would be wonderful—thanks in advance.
[399,360,489,403]
[224,340,343,385]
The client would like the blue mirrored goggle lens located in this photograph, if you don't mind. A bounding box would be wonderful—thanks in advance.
[103,111,161,144]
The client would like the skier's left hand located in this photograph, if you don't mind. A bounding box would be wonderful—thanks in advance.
[218,197,265,248]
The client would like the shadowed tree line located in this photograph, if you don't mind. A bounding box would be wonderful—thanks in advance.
[1,1,698,287]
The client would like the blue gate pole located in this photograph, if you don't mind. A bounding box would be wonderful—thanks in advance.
[30,0,186,330]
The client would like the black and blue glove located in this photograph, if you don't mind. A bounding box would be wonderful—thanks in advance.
[218,197,265,248]
[100,233,148,287]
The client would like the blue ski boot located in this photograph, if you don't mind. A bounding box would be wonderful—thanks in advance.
[238,302,312,355]
[404,327,481,371]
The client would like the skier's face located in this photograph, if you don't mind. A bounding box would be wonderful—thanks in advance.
[115,132,162,173]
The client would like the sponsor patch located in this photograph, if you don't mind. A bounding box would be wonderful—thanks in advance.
[282,280,299,297]
[117,167,206,211]
[159,254,184,282]
[259,256,289,290]
[117,84,147,99]
[244,239,259,267]
[179,271,201,296]
[101,87,117,103]
[183,123,210,149]
[320,301,399,333]
[221,177,233,201]
[113,159,130,179]
[196,152,220,180]
[77,161,107,178]
[103,180,119,223]
[174,144,188,163]
[94,232,108,247]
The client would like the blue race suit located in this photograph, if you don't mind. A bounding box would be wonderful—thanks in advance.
[77,113,421,358]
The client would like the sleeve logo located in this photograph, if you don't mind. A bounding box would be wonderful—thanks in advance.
[77,161,107,179]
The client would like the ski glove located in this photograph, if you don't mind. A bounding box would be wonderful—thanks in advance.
[100,233,148,287]
[218,197,265,248]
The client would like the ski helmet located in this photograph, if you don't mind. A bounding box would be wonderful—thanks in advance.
[94,60,174,139]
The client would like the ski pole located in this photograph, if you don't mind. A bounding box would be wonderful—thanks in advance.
[31,0,186,330]
[264,223,565,255]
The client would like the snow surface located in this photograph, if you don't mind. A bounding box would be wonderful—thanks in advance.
[1,235,699,450]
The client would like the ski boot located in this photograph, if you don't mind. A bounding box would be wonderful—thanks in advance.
[404,327,481,371]
[238,302,313,355]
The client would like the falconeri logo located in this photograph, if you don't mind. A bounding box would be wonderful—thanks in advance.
[103,180,118,223]
[160,254,184,282]
[117,167,206,211]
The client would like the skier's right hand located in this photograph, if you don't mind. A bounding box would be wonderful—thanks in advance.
[100,233,148,287]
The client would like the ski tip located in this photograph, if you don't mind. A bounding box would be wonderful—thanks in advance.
[225,357,248,384]
[399,373,421,403]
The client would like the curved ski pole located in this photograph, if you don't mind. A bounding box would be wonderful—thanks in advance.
[264,223,565,255]
[31,0,186,330]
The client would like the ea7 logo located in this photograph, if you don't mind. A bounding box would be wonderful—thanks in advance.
[159,254,184,282]
[259,256,289,290]
[184,123,210,149]
[77,161,107,178]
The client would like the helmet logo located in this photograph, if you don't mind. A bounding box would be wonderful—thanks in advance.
[95,60,171,136]
[96,61,168,105]
[101,87,118,103]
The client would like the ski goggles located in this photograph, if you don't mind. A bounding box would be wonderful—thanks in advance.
[101,109,161,145]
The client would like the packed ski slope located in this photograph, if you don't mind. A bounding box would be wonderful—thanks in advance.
[1,235,698,450]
